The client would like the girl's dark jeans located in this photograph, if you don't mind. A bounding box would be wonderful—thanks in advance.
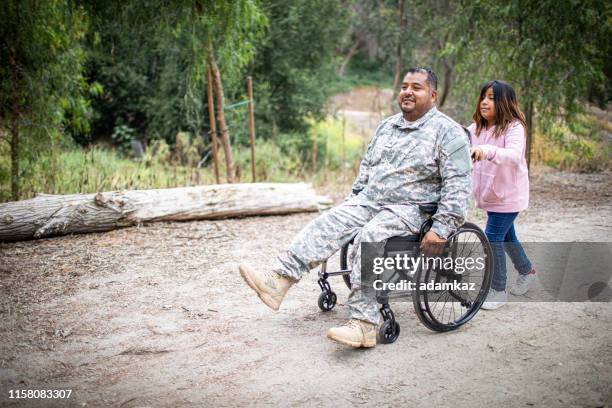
[485,211,533,291]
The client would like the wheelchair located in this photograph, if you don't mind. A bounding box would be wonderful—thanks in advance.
[316,204,493,343]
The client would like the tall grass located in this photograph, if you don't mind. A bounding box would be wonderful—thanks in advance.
[0,146,220,202]
[1,111,609,203]
[0,115,365,202]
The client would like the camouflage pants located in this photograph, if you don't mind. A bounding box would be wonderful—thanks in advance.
[274,201,417,325]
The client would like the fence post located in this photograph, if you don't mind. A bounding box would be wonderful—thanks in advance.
[342,112,346,183]
[247,76,256,182]
[312,136,318,172]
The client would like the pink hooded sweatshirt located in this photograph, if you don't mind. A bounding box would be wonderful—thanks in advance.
[467,121,529,213]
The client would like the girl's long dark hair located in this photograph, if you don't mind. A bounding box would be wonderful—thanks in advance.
[473,80,527,138]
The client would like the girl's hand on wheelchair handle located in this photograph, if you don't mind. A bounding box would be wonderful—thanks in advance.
[470,146,485,162]
[420,230,446,257]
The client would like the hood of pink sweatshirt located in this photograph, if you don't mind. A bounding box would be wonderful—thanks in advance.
[468,121,529,212]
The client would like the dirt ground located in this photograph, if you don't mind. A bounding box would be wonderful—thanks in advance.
[0,168,611,408]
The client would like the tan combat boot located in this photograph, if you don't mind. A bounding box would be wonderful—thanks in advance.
[239,264,294,311]
[326,319,377,348]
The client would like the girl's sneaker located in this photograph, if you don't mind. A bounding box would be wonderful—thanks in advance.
[510,269,536,296]
[481,289,507,310]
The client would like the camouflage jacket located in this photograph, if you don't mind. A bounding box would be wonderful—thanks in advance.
[346,106,472,239]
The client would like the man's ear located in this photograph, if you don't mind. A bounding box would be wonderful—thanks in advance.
[431,88,438,103]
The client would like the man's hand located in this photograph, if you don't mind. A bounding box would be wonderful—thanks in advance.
[470,146,486,162]
[420,230,446,257]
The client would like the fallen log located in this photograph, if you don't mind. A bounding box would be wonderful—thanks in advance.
[0,183,333,242]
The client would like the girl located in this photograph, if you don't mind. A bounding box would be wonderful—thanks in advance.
[468,80,536,310]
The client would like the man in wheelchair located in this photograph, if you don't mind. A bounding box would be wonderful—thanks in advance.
[239,67,472,348]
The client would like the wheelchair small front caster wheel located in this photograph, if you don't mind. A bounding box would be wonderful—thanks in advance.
[318,291,337,311]
[378,320,400,344]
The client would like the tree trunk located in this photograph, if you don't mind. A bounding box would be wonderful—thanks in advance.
[10,118,19,201]
[391,0,407,93]
[0,183,332,242]
[337,40,361,77]
[8,49,20,201]
[271,120,278,143]
[525,99,534,170]
[208,43,235,183]
[312,139,318,171]
[206,66,220,184]
[438,60,453,108]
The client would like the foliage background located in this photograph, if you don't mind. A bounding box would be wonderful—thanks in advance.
[0,0,610,202]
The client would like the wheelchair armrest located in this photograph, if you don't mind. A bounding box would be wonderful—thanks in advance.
[384,235,420,257]
[418,203,438,215]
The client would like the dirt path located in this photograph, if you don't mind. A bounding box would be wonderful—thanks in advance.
[329,86,395,141]
[1,169,611,408]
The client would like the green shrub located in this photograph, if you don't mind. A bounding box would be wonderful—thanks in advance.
[308,116,364,172]
[534,116,611,172]
[234,139,302,182]
[0,146,217,202]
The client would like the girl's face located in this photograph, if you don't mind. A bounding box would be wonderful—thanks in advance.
[480,87,496,124]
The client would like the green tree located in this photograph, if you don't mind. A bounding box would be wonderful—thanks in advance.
[85,0,266,182]
[251,0,350,135]
[338,1,408,81]
[202,1,267,182]
[404,0,467,108]
[457,0,611,166]
[0,0,89,200]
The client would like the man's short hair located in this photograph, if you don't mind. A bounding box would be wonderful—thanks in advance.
[406,67,438,90]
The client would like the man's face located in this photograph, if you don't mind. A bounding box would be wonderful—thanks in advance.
[398,72,437,120]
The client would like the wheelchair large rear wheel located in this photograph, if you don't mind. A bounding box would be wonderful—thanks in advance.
[412,222,493,332]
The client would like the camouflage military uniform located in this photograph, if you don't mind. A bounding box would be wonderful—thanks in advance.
[275,107,472,324]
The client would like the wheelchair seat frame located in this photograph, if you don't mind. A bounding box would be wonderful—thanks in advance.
[316,205,493,343]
